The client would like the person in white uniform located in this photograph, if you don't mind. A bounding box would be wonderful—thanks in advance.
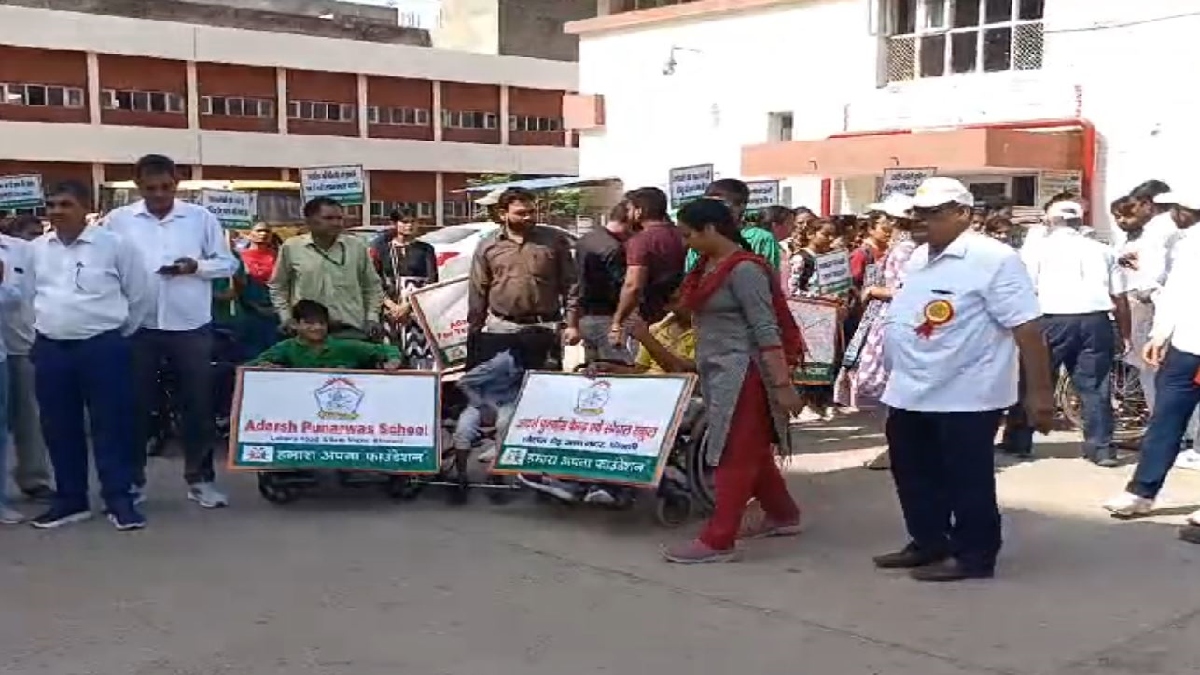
[1010,201,1131,465]
[105,154,239,509]
[872,178,1054,582]
[1105,189,1200,520]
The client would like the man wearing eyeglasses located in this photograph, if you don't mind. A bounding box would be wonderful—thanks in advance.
[873,177,1054,582]
[27,181,152,531]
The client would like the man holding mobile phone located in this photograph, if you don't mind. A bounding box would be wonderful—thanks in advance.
[104,154,239,510]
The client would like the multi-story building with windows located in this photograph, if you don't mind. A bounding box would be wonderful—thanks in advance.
[565,0,1196,236]
[0,0,578,226]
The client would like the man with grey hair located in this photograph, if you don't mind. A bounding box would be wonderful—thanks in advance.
[1013,200,1131,466]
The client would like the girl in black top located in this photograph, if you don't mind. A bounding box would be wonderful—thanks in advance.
[373,210,439,368]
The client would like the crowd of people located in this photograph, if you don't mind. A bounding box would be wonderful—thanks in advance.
[2,152,1199,579]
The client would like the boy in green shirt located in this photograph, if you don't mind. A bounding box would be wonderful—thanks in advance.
[684,179,782,271]
[251,300,402,370]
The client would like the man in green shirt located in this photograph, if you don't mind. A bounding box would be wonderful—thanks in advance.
[684,179,782,271]
[268,197,384,341]
[251,300,401,370]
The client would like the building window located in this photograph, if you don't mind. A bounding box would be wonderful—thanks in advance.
[767,112,793,142]
[287,100,356,123]
[200,95,275,118]
[0,83,86,108]
[366,105,431,126]
[442,110,497,130]
[443,200,474,219]
[369,200,435,220]
[102,89,185,113]
[508,115,564,132]
[884,0,1044,82]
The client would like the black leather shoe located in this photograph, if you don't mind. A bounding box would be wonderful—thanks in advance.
[872,543,948,569]
[1179,525,1200,545]
[909,559,994,582]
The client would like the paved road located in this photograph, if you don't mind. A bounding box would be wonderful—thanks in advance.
[2,414,1200,675]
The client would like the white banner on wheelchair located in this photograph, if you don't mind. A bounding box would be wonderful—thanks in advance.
[229,368,441,474]
[492,371,696,486]
[409,276,469,370]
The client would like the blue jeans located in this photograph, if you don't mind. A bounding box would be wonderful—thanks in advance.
[887,408,1004,572]
[0,361,9,508]
[32,331,136,511]
[452,403,514,451]
[1127,347,1200,499]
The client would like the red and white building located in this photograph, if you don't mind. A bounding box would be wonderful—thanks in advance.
[0,2,579,225]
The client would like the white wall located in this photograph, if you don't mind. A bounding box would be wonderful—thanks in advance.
[577,0,876,210]
[576,0,1200,225]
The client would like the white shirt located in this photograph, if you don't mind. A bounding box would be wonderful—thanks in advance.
[882,232,1041,412]
[30,224,153,341]
[1021,226,1125,314]
[1118,214,1177,297]
[0,235,37,356]
[1151,228,1200,355]
[104,199,238,331]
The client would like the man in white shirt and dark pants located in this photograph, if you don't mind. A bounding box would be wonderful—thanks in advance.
[28,181,153,530]
[1105,189,1200,524]
[105,155,239,508]
[0,229,53,501]
[1012,201,1131,466]
[874,178,1054,582]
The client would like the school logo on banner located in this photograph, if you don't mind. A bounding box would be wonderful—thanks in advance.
[314,377,365,420]
[574,380,612,417]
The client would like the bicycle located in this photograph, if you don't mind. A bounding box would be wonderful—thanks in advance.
[1054,359,1149,443]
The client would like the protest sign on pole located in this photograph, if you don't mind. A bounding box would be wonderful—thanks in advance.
[300,165,366,206]
[228,369,440,473]
[789,298,841,385]
[745,180,781,213]
[199,189,256,229]
[491,371,696,486]
[880,168,936,197]
[814,250,852,295]
[408,276,469,371]
[0,174,45,211]
[667,163,714,210]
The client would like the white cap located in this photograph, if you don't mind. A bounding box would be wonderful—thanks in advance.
[866,193,915,219]
[1046,200,1084,221]
[911,177,975,209]
[1153,190,1200,211]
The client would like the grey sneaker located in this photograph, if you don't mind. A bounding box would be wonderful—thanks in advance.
[187,482,230,509]
[0,506,26,525]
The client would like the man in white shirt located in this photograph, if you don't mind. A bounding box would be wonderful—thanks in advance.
[27,181,153,531]
[1013,201,1131,466]
[1104,188,1200,521]
[0,229,53,502]
[874,178,1053,582]
[104,155,239,509]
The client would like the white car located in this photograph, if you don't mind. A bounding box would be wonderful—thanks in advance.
[417,221,500,279]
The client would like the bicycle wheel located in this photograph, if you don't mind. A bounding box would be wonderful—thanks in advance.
[684,416,716,514]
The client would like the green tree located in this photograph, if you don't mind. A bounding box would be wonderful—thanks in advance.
[467,174,582,220]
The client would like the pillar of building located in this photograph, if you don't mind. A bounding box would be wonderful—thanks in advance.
[275,68,289,134]
[499,84,511,145]
[86,52,101,125]
[432,80,443,142]
[90,163,105,205]
[435,172,445,228]
[280,168,291,181]
[185,61,200,131]
[191,165,204,180]
[356,73,369,139]
[361,170,371,227]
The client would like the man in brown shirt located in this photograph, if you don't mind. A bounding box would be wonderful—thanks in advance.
[467,188,576,369]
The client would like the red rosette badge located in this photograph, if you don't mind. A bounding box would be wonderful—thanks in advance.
[915,299,955,338]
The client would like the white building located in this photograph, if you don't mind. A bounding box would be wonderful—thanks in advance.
[564,0,1200,234]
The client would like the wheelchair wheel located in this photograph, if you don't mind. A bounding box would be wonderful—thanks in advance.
[654,493,692,528]
[683,416,716,515]
[257,474,299,505]
[384,475,422,501]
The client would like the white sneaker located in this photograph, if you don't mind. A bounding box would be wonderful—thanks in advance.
[517,474,578,502]
[821,408,837,422]
[583,487,616,505]
[477,444,497,463]
[187,482,230,509]
[0,506,25,524]
[1175,449,1200,471]
[1103,492,1154,519]
[1188,508,1200,527]
[792,407,821,424]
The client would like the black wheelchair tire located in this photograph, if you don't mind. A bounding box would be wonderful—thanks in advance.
[684,416,716,515]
